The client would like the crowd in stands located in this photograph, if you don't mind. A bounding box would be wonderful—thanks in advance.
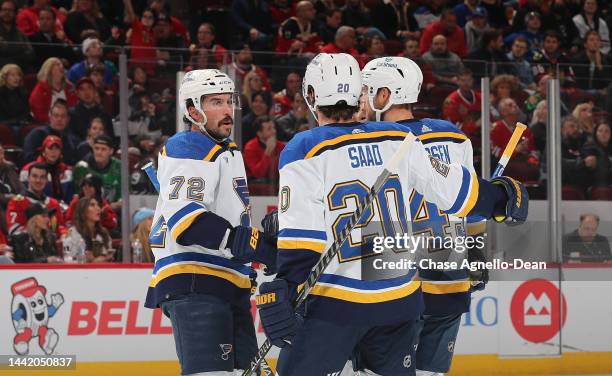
[1,0,612,264]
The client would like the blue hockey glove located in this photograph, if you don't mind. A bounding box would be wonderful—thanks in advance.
[228,226,277,274]
[490,176,529,226]
[261,210,278,243]
[256,279,301,348]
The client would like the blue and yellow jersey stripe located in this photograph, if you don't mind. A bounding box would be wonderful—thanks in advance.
[149,252,252,289]
[163,131,238,163]
[309,273,420,303]
[443,168,479,217]
[278,228,327,253]
[304,130,408,159]
[166,202,207,241]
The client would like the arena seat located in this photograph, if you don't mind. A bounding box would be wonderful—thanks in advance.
[0,124,16,147]
[562,185,585,200]
[589,186,612,200]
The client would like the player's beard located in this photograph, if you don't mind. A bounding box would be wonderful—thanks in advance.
[207,116,233,140]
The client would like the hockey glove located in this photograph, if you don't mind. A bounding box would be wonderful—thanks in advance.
[467,242,489,292]
[256,279,301,348]
[228,226,278,275]
[261,210,278,243]
[490,176,529,226]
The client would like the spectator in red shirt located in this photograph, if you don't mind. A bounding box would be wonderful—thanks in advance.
[149,0,189,44]
[358,34,385,68]
[6,163,66,237]
[243,115,285,182]
[442,68,481,139]
[187,23,229,70]
[222,44,271,92]
[275,0,322,56]
[491,98,540,180]
[125,5,157,75]
[271,0,296,25]
[16,0,65,37]
[20,135,73,204]
[29,57,78,123]
[272,71,301,117]
[320,25,359,58]
[420,8,468,58]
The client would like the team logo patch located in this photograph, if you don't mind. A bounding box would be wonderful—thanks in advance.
[352,128,365,134]
[403,354,412,368]
[428,155,450,177]
[280,186,291,212]
[448,341,455,353]
[220,344,233,360]
[10,277,64,355]
[421,124,432,133]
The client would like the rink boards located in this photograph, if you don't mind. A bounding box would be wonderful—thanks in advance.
[0,264,611,375]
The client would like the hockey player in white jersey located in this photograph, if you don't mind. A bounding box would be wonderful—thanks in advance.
[361,58,509,375]
[143,69,278,376]
[254,53,528,375]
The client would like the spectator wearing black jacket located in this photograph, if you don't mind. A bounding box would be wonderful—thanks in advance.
[24,100,81,165]
[28,6,76,68]
[561,115,595,189]
[563,213,611,262]
[10,203,60,263]
[318,8,342,44]
[571,30,612,92]
[0,143,24,208]
[68,77,113,140]
[0,0,35,71]
[0,64,30,125]
[466,29,515,84]
[231,0,275,51]
[581,121,612,187]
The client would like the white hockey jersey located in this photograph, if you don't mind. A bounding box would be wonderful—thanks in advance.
[401,118,483,315]
[276,120,479,325]
[145,131,254,309]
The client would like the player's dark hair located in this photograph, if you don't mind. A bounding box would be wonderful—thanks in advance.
[199,22,215,35]
[38,5,55,19]
[254,115,273,133]
[318,102,359,121]
[29,162,48,175]
[544,30,561,42]
[584,30,601,44]
[441,8,455,19]
[50,98,69,112]
[513,35,529,47]
[459,67,473,77]
[482,29,502,49]
[326,7,341,18]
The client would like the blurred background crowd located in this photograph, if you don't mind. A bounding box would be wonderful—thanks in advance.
[0,0,611,264]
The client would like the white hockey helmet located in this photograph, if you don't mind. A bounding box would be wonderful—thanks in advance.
[178,69,239,133]
[361,57,423,121]
[302,53,362,120]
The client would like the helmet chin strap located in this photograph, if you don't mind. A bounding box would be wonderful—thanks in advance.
[186,109,225,141]
[368,95,393,122]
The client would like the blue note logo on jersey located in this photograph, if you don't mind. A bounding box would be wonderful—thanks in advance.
[348,145,383,168]
[233,178,251,226]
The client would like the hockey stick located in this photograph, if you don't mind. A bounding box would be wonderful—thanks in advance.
[492,122,527,178]
[141,162,274,376]
[242,133,418,376]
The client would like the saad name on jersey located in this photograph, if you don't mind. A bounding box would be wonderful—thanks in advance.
[348,144,383,168]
